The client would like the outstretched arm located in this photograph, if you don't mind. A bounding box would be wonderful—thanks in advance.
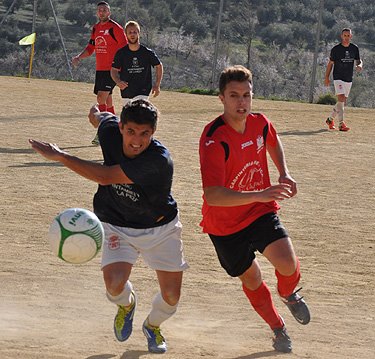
[28,139,132,185]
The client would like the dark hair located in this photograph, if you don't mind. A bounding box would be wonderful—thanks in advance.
[219,65,252,94]
[342,28,352,34]
[120,99,158,130]
[97,1,110,8]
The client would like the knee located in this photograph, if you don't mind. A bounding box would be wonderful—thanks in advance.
[103,272,127,296]
[96,93,108,104]
[161,288,181,306]
[240,267,263,291]
[276,255,299,277]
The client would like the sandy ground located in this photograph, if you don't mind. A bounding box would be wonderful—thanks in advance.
[0,76,374,359]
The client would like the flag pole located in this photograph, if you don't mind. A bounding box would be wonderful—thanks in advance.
[28,42,35,79]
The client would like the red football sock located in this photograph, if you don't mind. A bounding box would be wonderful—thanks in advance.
[243,281,283,330]
[107,106,115,114]
[98,104,107,112]
[275,257,301,298]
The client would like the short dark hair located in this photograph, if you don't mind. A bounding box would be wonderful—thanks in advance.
[120,99,158,130]
[342,28,352,34]
[97,1,110,8]
[219,65,252,94]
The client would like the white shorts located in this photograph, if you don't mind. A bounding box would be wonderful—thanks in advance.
[101,215,189,272]
[334,80,352,98]
[123,95,149,106]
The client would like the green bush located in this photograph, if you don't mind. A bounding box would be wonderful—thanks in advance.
[317,93,336,105]
[176,88,219,96]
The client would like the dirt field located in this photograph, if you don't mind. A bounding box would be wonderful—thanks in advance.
[0,76,374,359]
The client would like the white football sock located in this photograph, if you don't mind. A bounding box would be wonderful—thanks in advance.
[330,103,338,119]
[336,101,344,124]
[147,292,178,327]
[106,280,134,306]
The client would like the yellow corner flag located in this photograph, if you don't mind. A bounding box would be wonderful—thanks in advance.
[19,33,37,79]
[19,33,36,46]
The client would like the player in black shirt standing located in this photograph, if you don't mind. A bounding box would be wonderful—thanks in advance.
[29,100,188,354]
[111,21,163,105]
[324,28,363,132]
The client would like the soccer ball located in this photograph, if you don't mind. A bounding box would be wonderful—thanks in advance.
[48,208,104,264]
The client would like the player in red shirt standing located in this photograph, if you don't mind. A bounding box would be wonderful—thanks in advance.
[199,65,310,353]
[72,1,127,144]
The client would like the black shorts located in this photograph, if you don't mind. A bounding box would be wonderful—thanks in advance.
[94,70,116,95]
[209,212,288,277]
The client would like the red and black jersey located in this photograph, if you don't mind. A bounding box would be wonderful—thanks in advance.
[85,19,128,71]
[199,113,280,236]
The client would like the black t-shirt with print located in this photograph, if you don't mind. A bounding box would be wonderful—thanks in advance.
[330,43,360,82]
[93,113,177,228]
[112,44,161,98]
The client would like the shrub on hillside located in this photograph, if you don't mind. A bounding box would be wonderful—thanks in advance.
[316,93,336,105]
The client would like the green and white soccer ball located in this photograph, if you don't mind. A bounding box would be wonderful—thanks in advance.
[48,208,104,264]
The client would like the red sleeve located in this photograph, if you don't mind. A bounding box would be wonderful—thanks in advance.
[260,114,278,147]
[114,24,128,47]
[199,131,227,188]
[267,121,278,147]
[84,26,96,55]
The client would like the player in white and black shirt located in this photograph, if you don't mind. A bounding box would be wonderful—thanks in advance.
[324,28,363,131]
[111,21,163,105]
[29,100,188,354]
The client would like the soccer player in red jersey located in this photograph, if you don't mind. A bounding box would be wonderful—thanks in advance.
[72,2,127,123]
[199,65,310,353]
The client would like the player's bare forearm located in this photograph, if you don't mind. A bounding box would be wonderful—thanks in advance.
[111,68,127,90]
[153,64,163,96]
[72,49,91,67]
[267,137,297,196]
[110,68,120,83]
[29,139,133,185]
[267,137,289,177]
[203,184,293,207]
[356,59,363,72]
[324,61,333,85]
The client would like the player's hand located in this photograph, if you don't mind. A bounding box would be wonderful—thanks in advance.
[356,64,363,72]
[29,139,67,161]
[279,174,297,197]
[152,85,160,97]
[257,183,294,202]
[117,81,128,90]
[72,56,80,68]
[324,78,330,86]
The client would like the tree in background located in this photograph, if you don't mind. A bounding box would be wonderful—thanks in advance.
[0,0,374,108]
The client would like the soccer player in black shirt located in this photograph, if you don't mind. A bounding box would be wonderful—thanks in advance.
[324,28,363,132]
[29,100,188,354]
